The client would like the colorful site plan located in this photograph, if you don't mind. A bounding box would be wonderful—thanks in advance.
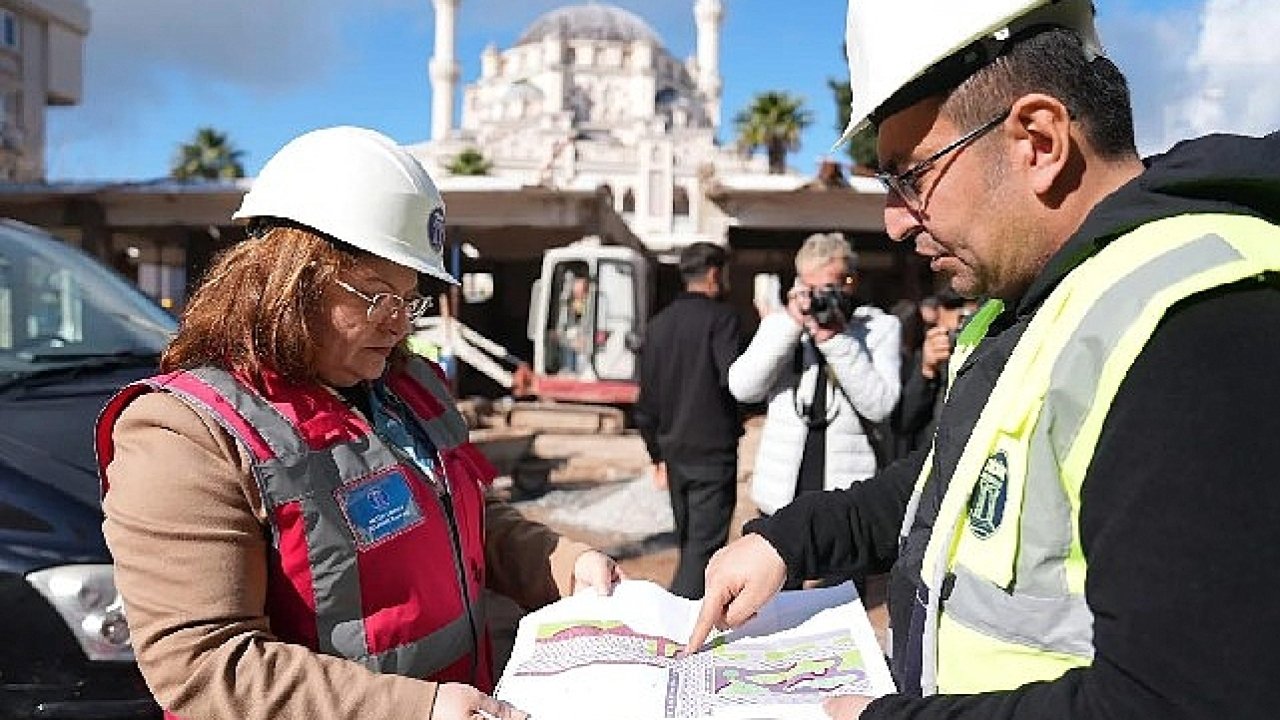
[495,580,895,719]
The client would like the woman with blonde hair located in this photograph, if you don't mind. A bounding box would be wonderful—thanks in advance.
[729,232,900,517]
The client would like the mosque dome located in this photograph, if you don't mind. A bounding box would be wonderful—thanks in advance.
[516,4,661,47]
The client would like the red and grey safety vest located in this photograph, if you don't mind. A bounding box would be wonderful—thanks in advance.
[903,213,1280,694]
[96,356,496,708]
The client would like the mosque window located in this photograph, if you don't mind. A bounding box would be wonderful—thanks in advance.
[622,188,635,214]
[672,186,690,217]
[0,11,17,50]
[569,84,593,123]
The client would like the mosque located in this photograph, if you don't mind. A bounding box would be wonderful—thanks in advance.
[405,1,927,303]
[0,2,930,377]
[411,0,767,254]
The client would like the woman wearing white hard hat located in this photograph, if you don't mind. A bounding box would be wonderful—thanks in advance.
[98,126,620,720]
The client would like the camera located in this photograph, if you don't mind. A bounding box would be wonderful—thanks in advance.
[805,286,856,326]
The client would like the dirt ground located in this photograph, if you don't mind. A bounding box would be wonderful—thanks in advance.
[484,416,890,654]
[493,417,766,585]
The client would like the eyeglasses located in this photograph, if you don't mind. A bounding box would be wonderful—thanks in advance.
[876,107,1011,212]
[333,278,433,322]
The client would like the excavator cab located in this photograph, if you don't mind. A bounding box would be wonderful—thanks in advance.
[528,240,649,404]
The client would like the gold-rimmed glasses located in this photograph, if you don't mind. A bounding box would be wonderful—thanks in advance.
[333,278,432,322]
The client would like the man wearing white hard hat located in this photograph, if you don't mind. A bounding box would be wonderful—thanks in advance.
[98,126,622,720]
[687,1,1280,717]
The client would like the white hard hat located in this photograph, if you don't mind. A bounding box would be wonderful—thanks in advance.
[234,125,457,285]
[837,0,1102,146]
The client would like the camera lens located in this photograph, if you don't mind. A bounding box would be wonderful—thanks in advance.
[807,289,835,325]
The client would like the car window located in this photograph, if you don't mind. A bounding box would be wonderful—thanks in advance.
[0,221,176,376]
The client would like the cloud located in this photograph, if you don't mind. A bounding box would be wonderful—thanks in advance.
[72,0,356,125]
[47,0,423,177]
[1102,0,1280,156]
[1098,2,1199,156]
[60,0,693,139]
[1166,0,1280,143]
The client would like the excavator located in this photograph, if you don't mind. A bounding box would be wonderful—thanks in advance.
[412,237,653,434]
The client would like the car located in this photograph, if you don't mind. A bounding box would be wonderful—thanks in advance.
[0,219,175,719]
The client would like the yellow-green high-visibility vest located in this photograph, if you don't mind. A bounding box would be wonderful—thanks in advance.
[904,213,1280,695]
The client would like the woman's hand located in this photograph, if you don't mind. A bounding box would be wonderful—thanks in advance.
[785,285,811,328]
[571,549,625,596]
[430,682,527,720]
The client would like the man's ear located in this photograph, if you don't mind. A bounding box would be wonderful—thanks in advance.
[1008,93,1073,196]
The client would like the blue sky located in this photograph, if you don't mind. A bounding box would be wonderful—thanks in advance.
[47,0,1280,181]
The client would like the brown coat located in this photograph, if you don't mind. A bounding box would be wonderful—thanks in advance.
[102,391,589,720]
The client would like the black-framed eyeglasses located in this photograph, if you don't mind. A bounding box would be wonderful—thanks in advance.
[876,107,1011,212]
[333,278,433,322]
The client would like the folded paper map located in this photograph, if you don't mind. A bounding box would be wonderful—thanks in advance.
[495,579,895,719]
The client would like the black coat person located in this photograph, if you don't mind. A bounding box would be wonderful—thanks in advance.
[634,242,743,599]
[682,2,1280,718]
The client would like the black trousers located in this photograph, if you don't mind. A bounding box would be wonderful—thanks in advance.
[666,459,737,599]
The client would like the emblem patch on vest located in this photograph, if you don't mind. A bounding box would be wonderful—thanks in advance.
[336,468,425,548]
[967,451,1009,540]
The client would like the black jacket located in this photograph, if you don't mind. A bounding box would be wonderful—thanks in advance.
[634,292,743,465]
[754,132,1280,719]
[890,349,945,460]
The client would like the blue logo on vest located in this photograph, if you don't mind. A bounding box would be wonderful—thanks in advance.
[967,451,1009,540]
[337,469,425,548]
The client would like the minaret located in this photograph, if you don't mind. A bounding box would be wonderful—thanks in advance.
[429,0,460,141]
[694,0,723,128]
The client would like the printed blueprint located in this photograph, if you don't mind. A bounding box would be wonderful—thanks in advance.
[495,580,895,719]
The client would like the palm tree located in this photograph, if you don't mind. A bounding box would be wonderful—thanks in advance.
[733,91,812,174]
[170,127,245,181]
[446,147,492,176]
[828,77,879,173]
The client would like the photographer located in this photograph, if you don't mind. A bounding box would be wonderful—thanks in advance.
[728,233,901,518]
[891,289,979,458]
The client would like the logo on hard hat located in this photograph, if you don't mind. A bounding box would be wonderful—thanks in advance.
[428,207,446,256]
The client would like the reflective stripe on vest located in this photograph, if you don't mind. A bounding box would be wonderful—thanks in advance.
[97,358,495,689]
[913,214,1280,695]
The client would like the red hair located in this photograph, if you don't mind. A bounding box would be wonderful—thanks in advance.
[162,226,413,384]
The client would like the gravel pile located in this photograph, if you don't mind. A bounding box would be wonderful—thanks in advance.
[512,475,675,544]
